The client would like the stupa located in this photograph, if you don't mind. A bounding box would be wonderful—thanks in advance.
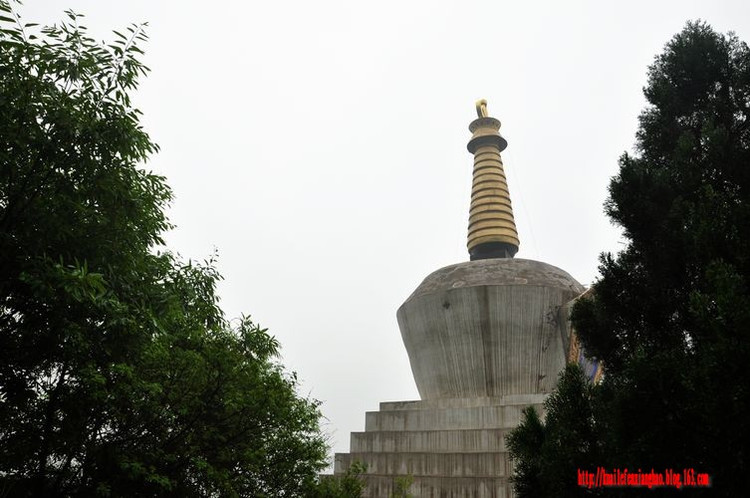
[334,101,585,497]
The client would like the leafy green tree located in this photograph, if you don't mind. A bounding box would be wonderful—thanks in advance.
[507,365,601,498]
[0,3,327,496]
[390,474,413,498]
[307,462,367,498]
[509,20,750,498]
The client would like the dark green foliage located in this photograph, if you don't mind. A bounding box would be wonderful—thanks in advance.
[507,365,601,498]
[506,407,544,498]
[307,462,367,498]
[390,474,414,498]
[509,21,750,498]
[0,3,327,496]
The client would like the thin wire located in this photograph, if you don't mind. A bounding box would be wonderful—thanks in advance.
[503,146,540,260]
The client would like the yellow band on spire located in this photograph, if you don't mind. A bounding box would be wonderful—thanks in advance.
[466,101,519,259]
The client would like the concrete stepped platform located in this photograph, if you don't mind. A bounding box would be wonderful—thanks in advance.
[336,451,510,477]
[335,396,545,496]
[365,402,542,431]
[361,475,512,498]
[350,428,510,453]
[379,394,546,411]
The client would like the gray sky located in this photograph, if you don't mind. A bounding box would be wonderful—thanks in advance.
[22,0,750,469]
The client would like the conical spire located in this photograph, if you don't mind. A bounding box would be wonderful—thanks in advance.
[467,100,519,260]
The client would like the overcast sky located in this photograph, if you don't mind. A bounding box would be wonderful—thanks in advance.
[21,0,750,468]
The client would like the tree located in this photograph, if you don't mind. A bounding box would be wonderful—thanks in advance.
[508,21,750,498]
[506,365,601,498]
[308,462,367,498]
[0,3,327,496]
[390,475,414,498]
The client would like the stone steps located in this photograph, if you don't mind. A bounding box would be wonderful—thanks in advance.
[361,475,512,498]
[350,428,511,453]
[335,396,544,497]
[379,394,546,411]
[336,451,511,477]
[364,402,542,431]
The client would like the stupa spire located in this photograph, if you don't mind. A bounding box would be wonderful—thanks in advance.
[466,99,519,260]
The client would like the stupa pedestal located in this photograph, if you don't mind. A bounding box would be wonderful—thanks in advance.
[335,395,543,497]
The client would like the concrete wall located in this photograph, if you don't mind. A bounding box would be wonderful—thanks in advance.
[364,404,533,431]
[397,259,584,399]
[360,476,513,498]
[333,259,584,496]
[335,396,543,498]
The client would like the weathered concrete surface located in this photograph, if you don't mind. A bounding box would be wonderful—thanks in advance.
[364,403,536,432]
[358,476,512,498]
[379,393,546,411]
[333,259,584,496]
[401,258,583,301]
[337,452,511,477]
[350,428,511,453]
[397,258,584,399]
[334,396,544,497]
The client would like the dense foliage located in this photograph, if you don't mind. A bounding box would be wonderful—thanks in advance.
[507,365,599,498]
[0,3,328,496]
[508,21,750,498]
[308,462,367,498]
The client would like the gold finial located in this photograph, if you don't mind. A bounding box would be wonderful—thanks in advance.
[466,102,519,260]
[475,99,488,118]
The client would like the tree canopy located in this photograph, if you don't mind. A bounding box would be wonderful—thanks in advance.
[506,364,599,498]
[508,21,750,498]
[0,3,329,496]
